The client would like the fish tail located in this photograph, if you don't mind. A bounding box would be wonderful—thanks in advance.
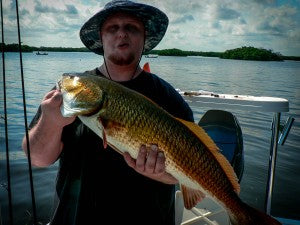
[229,200,282,225]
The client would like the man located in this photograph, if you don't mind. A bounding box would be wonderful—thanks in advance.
[23,1,194,224]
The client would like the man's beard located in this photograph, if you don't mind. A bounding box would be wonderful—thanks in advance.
[108,52,135,66]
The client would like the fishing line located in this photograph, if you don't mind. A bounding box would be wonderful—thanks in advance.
[0,0,14,224]
[15,0,37,224]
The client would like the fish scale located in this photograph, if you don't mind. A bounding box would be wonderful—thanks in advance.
[58,73,282,225]
[93,86,240,206]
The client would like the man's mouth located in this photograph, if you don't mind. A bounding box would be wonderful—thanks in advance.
[118,43,129,48]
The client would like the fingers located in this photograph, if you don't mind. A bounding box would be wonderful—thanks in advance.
[123,152,135,168]
[123,145,178,184]
[40,89,75,127]
[144,145,158,173]
[154,151,165,174]
[135,145,147,172]
[43,90,56,99]
[131,144,166,175]
[43,90,62,106]
[145,145,166,174]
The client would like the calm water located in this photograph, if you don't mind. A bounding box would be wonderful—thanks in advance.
[0,52,299,224]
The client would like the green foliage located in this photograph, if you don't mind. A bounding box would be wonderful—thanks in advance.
[0,43,89,52]
[220,46,283,61]
[37,46,89,52]
[185,51,223,57]
[0,43,37,52]
[148,48,222,57]
[1,43,299,61]
[149,48,188,56]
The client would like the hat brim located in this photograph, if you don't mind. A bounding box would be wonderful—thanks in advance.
[80,2,169,55]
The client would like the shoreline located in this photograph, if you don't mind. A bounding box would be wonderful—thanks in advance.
[2,44,299,61]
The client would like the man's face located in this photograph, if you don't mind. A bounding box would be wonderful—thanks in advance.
[100,12,145,66]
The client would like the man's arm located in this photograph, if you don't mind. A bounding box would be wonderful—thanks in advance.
[22,90,75,167]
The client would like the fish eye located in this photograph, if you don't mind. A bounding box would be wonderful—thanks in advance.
[67,75,76,79]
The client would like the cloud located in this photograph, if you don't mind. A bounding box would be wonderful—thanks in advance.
[215,5,240,20]
[65,4,79,15]
[34,1,60,13]
[257,21,283,35]
[139,0,205,16]
[252,5,298,38]
[34,1,78,15]
[239,18,246,25]
[172,15,194,24]
[3,0,89,47]
[252,0,276,5]
[6,0,29,20]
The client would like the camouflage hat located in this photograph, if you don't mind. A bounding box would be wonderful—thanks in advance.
[80,0,169,55]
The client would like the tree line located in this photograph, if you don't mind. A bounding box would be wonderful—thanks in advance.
[220,46,283,61]
[1,43,299,61]
[149,48,222,57]
[0,43,89,52]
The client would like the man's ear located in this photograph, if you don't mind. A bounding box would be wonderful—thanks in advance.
[143,30,147,47]
[98,30,102,41]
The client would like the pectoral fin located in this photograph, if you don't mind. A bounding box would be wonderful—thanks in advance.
[98,117,127,151]
[98,118,108,149]
[180,184,205,210]
[102,129,108,149]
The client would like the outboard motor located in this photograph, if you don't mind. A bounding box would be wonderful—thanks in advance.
[198,110,244,182]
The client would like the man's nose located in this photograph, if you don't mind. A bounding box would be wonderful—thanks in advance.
[117,27,128,38]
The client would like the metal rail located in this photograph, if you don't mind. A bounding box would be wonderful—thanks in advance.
[265,112,281,214]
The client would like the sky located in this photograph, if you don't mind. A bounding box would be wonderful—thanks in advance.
[2,0,300,56]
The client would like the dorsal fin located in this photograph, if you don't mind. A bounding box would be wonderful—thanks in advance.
[176,118,240,194]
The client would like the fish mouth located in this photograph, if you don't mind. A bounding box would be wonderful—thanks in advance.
[56,80,62,91]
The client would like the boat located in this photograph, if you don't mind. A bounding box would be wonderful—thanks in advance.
[36,51,48,55]
[198,109,244,182]
[145,54,158,58]
[174,89,296,225]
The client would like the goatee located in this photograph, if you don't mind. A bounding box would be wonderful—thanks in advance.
[108,53,135,66]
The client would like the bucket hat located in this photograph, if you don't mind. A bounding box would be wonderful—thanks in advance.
[80,0,169,55]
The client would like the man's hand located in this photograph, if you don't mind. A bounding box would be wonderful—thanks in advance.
[40,89,75,128]
[123,145,178,185]
[22,89,76,167]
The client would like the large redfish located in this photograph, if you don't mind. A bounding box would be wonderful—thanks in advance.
[57,73,281,225]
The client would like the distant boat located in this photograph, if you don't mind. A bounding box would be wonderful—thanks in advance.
[145,54,158,58]
[36,51,48,55]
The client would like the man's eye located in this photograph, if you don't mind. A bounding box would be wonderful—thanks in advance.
[125,24,139,33]
[107,25,118,33]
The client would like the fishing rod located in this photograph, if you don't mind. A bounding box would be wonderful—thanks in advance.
[1,0,13,223]
[15,0,38,224]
